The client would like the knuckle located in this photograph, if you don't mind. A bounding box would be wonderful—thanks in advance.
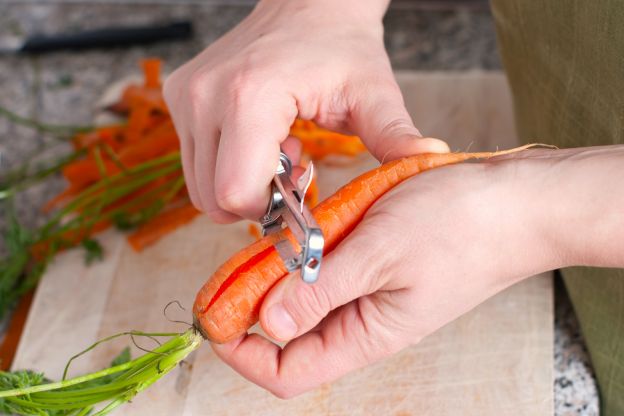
[284,282,331,324]
[187,70,213,105]
[372,117,415,156]
[228,78,257,111]
[214,184,249,214]
[353,298,406,360]
[378,117,413,138]
[227,66,277,113]
[343,219,397,291]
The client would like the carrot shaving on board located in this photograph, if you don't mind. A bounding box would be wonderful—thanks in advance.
[142,57,162,89]
[289,119,366,160]
[247,223,262,240]
[127,203,200,252]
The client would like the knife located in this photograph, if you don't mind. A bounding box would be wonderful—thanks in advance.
[0,21,193,54]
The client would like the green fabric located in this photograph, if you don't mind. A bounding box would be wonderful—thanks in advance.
[489,1,624,414]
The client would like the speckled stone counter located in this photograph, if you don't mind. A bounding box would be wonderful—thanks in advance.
[0,2,599,414]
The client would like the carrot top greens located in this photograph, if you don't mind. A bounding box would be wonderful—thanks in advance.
[0,330,202,416]
[0,149,184,320]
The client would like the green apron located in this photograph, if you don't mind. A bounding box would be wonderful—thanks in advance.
[489,1,624,414]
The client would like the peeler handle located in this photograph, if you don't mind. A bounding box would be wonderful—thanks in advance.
[259,152,324,283]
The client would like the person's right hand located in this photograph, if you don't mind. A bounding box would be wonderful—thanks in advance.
[163,0,449,223]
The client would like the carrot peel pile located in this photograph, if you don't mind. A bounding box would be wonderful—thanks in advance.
[193,145,542,343]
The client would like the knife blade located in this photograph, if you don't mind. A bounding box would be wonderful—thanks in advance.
[0,21,193,54]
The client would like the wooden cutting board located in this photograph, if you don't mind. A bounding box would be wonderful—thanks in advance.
[12,72,553,415]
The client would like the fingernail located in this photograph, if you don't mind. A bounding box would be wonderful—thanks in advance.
[267,303,297,340]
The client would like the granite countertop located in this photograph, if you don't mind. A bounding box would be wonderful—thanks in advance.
[0,2,598,414]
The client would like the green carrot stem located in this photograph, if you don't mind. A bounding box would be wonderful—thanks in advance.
[0,104,93,134]
[0,331,195,398]
[79,165,181,218]
[0,149,87,200]
[100,143,128,174]
[36,166,182,247]
[50,152,181,219]
[40,161,182,237]
[57,152,179,217]
[62,331,179,380]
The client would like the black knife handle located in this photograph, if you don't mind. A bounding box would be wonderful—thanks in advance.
[20,21,193,53]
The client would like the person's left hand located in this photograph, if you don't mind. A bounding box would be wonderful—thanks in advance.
[210,152,566,398]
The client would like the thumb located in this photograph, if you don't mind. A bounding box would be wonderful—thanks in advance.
[347,79,449,161]
[259,229,385,342]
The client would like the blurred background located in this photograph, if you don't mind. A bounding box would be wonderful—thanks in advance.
[0,0,498,229]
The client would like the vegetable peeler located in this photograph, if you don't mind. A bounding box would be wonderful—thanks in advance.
[260,152,324,284]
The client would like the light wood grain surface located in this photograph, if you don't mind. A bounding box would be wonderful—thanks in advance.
[12,71,553,415]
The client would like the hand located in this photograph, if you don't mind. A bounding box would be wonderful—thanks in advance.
[209,148,603,398]
[163,0,448,222]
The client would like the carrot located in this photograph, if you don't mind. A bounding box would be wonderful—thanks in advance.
[193,145,539,343]
[108,84,167,114]
[72,124,126,151]
[290,119,366,160]
[62,122,178,189]
[127,203,200,252]
[0,291,34,370]
[108,58,167,114]
[247,223,263,240]
[142,58,162,89]
[305,175,319,207]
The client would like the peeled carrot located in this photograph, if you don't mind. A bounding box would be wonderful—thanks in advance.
[193,146,538,343]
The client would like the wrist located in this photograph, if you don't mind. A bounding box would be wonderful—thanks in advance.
[540,146,624,268]
[480,157,564,285]
[256,0,389,25]
[496,146,624,272]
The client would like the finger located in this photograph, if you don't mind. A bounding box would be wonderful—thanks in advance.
[214,94,298,219]
[347,79,449,161]
[281,135,302,167]
[259,224,388,341]
[193,124,241,223]
[163,72,202,209]
[177,128,201,209]
[213,297,406,399]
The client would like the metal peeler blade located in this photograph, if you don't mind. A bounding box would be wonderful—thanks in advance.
[259,152,324,283]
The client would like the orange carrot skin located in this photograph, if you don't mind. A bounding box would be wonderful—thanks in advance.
[193,151,486,343]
